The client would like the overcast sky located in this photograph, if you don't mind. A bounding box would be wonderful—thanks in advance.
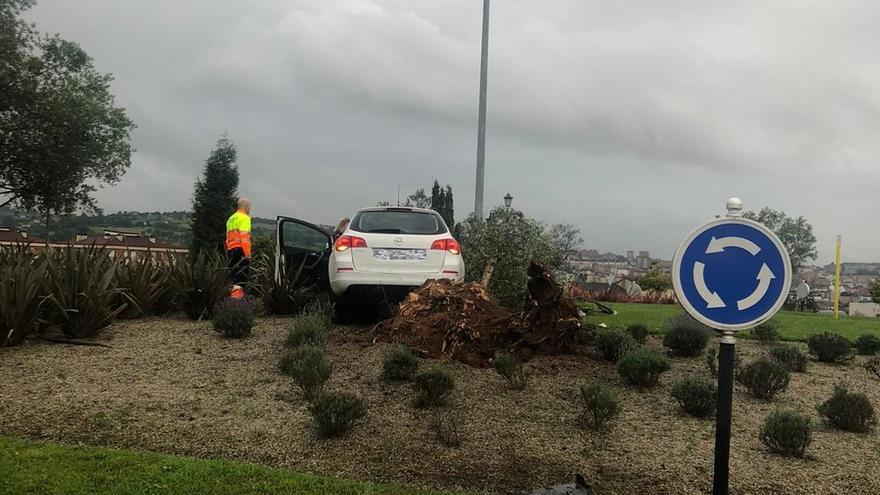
[26,0,880,263]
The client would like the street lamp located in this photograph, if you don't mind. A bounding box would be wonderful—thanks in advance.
[474,0,490,220]
[503,193,513,208]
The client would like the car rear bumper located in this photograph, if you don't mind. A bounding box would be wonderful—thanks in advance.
[329,269,464,296]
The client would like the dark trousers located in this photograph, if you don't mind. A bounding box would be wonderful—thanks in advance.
[227,248,250,287]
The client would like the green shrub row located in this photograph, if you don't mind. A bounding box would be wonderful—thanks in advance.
[759,386,875,459]
[278,311,365,438]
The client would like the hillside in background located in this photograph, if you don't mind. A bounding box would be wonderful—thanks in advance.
[0,208,276,247]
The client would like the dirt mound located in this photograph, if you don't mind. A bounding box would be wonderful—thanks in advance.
[376,262,582,367]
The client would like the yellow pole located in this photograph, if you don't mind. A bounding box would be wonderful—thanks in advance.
[833,235,842,320]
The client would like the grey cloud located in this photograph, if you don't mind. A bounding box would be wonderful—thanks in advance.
[26,0,880,261]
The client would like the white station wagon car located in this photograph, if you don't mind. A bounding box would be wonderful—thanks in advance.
[275,207,464,314]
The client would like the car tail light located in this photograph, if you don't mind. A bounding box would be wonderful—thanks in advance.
[430,238,461,255]
[335,235,368,251]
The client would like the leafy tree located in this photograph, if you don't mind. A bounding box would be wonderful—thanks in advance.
[405,188,431,209]
[1,1,36,108]
[428,180,455,228]
[870,279,880,305]
[1,3,135,235]
[444,185,454,228]
[639,262,672,292]
[191,137,239,253]
[546,223,582,266]
[430,181,441,211]
[457,206,570,307]
[743,208,817,271]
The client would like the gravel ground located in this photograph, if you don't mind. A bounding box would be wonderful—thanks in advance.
[1,317,878,495]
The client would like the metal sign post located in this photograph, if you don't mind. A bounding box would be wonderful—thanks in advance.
[713,329,736,494]
[672,198,792,495]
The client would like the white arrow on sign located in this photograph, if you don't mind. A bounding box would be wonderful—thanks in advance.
[737,263,776,310]
[706,236,761,256]
[693,262,726,308]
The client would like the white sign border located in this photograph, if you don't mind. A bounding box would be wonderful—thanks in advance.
[672,217,793,332]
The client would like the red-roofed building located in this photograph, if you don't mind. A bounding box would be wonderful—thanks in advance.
[0,228,48,247]
[68,230,188,259]
[0,227,187,258]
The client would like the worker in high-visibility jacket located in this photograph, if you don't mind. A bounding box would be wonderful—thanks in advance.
[226,197,252,298]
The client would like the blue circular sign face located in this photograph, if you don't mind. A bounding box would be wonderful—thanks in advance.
[672,218,792,331]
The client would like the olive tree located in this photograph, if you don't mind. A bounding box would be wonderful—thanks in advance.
[457,206,576,307]
[743,208,817,272]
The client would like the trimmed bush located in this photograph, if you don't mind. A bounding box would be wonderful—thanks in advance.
[807,332,851,363]
[285,313,329,349]
[663,313,710,357]
[381,346,420,382]
[737,358,790,400]
[493,352,528,390]
[706,348,718,376]
[595,328,637,362]
[279,345,333,401]
[617,348,670,388]
[768,345,807,372]
[705,347,741,376]
[308,391,366,438]
[670,376,717,418]
[752,320,779,345]
[866,356,880,380]
[414,368,455,408]
[578,382,620,429]
[212,298,256,339]
[573,327,593,346]
[817,385,876,433]
[855,334,880,356]
[304,301,335,329]
[626,323,649,344]
[431,410,462,447]
[761,410,812,458]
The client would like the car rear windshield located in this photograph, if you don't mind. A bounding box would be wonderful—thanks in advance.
[350,210,446,235]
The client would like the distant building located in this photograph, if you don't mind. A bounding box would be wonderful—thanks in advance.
[636,250,652,269]
[0,227,46,247]
[69,230,188,259]
[850,302,880,318]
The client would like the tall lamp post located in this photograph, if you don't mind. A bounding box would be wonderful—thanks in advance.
[503,193,513,208]
[474,0,490,220]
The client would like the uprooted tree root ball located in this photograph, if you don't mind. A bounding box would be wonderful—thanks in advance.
[375,262,583,367]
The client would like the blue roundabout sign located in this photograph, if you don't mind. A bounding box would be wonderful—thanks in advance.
[672,216,792,331]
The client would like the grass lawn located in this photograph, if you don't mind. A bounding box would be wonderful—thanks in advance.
[0,436,467,495]
[583,302,880,341]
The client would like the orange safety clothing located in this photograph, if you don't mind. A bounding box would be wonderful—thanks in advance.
[225,210,252,257]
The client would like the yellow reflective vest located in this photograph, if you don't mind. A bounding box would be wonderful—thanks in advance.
[225,210,252,257]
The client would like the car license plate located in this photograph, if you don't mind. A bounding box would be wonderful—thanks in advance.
[373,249,427,261]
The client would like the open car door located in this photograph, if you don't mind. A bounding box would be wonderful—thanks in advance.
[275,216,333,291]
